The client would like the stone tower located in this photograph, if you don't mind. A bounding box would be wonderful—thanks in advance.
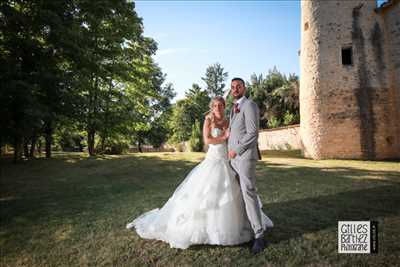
[300,0,400,160]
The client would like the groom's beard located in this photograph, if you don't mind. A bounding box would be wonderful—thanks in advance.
[233,93,244,100]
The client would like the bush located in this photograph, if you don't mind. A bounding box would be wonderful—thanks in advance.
[283,111,299,126]
[59,131,85,152]
[171,142,185,152]
[107,143,129,155]
[267,116,281,128]
[189,120,203,152]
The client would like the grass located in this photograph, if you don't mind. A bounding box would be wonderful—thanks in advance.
[0,151,399,266]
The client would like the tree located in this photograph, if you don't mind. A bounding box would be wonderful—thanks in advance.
[0,0,77,161]
[127,55,172,153]
[189,120,203,152]
[0,0,174,161]
[274,74,300,121]
[201,63,228,97]
[247,67,299,129]
[169,100,192,143]
[185,83,211,125]
[169,84,210,143]
[146,83,176,148]
[67,0,146,155]
[246,73,267,127]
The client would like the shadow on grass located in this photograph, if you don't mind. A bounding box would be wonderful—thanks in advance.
[0,153,199,227]
[188,182,400,250]
[261,149,304,159]
[1,152,399,250]
[258,161,400,184]
[253,160,400,246]
[264,184,400,244]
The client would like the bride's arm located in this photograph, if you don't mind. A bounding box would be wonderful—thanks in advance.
[203,116,229,145]
[223,119,229,131]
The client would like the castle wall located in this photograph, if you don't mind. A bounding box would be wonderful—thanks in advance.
[300,0,400,160]
[379,1,400,158]
[258,125,301,151]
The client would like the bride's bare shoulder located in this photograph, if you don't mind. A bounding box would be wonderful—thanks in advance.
[203,114,213,129]
[204,114,212,123]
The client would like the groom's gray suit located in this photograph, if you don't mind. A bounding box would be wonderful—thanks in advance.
[228,96,264,239]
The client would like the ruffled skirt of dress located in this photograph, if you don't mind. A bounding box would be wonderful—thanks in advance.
[126,144,273,249]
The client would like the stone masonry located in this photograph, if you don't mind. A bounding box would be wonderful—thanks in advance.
[300,0,400,159]
[258,125,301,151]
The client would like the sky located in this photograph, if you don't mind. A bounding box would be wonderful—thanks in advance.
[135,1,302,100]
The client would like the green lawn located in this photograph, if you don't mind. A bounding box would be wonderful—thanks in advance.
[1,151,399,266]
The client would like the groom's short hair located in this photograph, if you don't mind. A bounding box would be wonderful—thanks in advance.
[231,77,245,87]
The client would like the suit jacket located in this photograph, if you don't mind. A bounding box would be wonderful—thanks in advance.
[228,97,261,160]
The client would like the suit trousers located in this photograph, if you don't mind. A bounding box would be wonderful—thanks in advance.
[230,158,264,239]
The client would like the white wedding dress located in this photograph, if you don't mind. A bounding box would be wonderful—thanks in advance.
[126,128,273,249]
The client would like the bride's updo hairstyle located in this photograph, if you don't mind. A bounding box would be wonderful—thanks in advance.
[207,96,225,123]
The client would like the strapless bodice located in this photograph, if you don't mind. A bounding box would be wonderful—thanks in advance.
[211,127,222,138]
[206,128,228,161]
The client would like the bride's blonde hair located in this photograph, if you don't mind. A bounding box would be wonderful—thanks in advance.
[206,96,225,123]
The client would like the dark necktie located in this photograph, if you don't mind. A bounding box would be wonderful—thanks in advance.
[234,103,240,113]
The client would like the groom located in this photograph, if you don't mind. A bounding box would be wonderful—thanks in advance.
[228,77,265,254]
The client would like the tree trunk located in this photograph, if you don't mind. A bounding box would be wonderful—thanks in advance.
[29,135,37,158]
[0,135,2,157]
[99,135,106,154]
[45,122,53,158]
[87,128,96,156]
[87,67,99,157]
[13,135,22,163]
[37,139,42,155]
[138,140,143,153]
[99,79,112,154]
[23,139,29,158]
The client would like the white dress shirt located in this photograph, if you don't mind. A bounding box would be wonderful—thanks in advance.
[234,96,245,110]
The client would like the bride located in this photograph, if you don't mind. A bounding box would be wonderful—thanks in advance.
[126,96,273,249]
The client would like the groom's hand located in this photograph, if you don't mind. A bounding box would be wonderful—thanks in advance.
[228,150,237,159]
[223,129,230,140]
